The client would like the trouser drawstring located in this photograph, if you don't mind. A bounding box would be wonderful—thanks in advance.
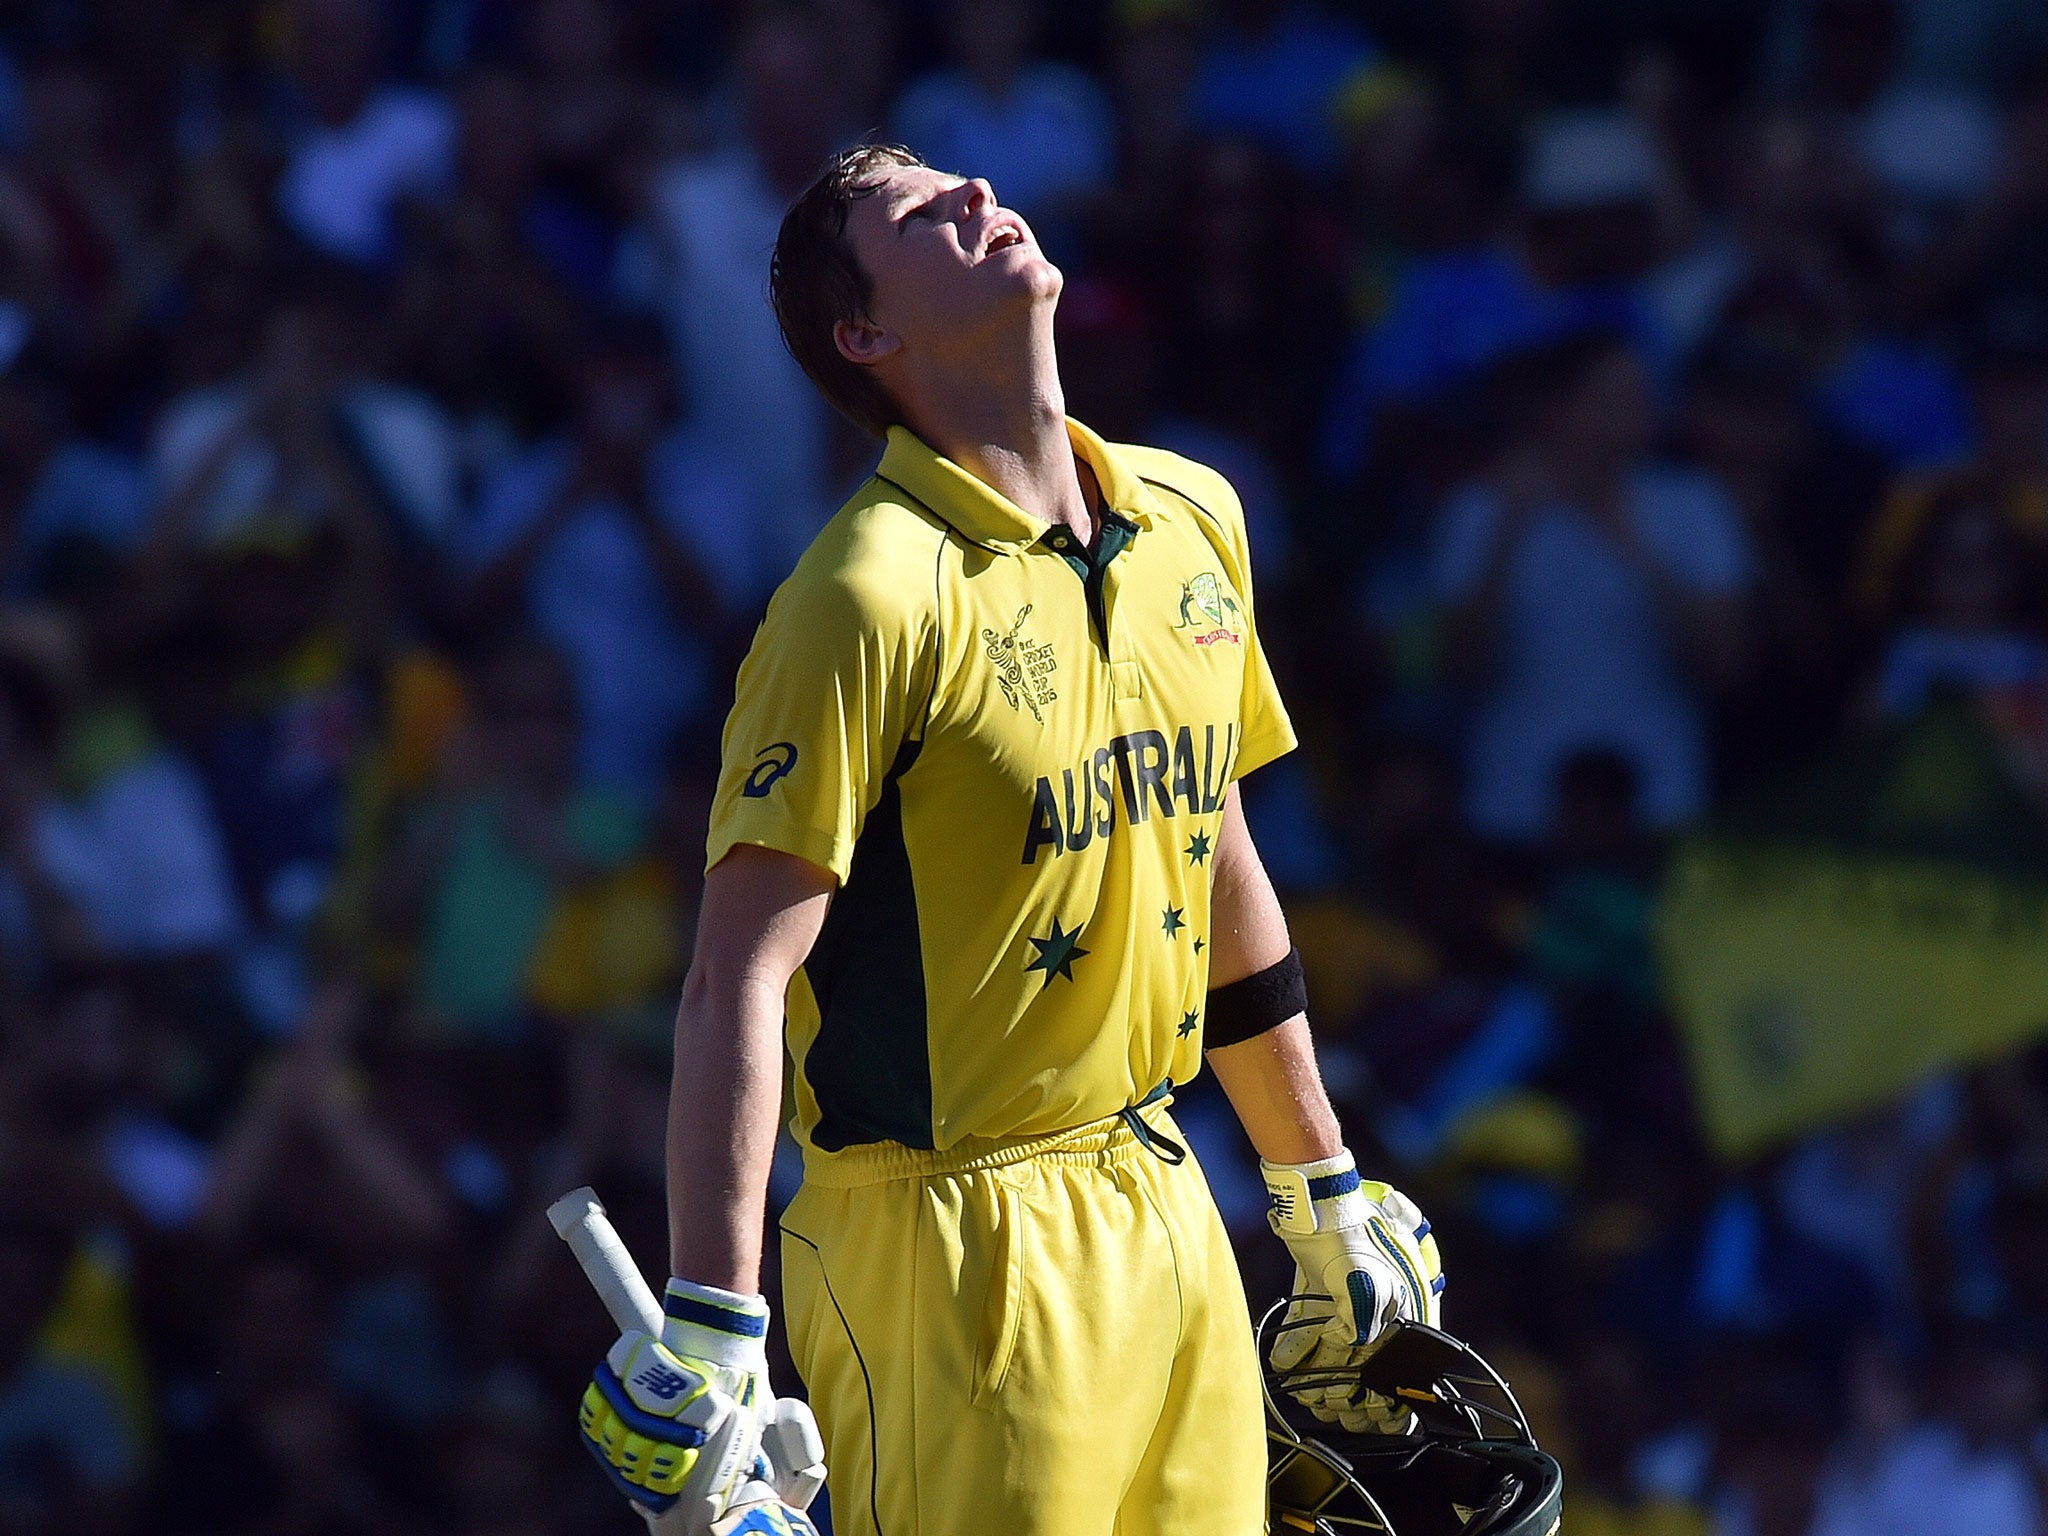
[1118,1081,1187,1165]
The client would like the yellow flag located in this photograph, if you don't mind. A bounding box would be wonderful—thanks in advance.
[1659,842,2048,1157]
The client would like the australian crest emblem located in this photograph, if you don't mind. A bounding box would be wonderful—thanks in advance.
[1175,572,1243,646]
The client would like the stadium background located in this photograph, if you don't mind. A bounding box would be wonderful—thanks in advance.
[4,0,2048,1530]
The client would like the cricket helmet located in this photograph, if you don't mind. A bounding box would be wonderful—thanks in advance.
[1261,1301,1564,1536]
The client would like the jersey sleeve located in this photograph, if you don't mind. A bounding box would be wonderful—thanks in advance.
[1182,462,1296,782]
[1229,506,1298,782]
[705,547,937,883]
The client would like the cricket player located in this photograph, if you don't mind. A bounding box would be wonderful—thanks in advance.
[578,144,1444,1536]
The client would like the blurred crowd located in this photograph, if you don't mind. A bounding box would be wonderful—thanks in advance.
[5,0,2048,1531]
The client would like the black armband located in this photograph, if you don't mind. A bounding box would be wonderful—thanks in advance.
[1203,946,1307,1050]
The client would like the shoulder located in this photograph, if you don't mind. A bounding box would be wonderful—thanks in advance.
[769,480,950,635]
[1114,443,1246,528]
[1114,443,1268,596]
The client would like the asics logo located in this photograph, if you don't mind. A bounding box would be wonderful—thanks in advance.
[743,742,798,798]
[634,1363,696,1401]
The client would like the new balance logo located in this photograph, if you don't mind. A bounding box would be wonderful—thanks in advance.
[634,1363,696,1401]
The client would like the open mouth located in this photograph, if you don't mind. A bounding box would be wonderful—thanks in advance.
[985,225,1025,256]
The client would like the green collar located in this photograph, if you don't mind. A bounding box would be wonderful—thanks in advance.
[1040,509,1137,581]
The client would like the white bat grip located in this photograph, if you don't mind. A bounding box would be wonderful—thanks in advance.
[547,1186,664,1337]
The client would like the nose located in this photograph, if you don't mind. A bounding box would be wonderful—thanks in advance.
[961,177,995,215]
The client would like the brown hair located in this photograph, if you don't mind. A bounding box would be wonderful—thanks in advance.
[770,143,927,440]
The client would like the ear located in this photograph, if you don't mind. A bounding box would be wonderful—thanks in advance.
[834,315,901,367]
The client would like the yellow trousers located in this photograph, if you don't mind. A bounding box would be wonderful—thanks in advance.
[779,1102,1267,1536]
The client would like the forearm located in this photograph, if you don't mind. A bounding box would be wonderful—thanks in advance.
[666,962,789,1292]
[1205,785,1343,1164]
[1207,1018,1342,1164]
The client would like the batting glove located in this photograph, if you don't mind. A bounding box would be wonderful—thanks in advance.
[711,1493,825,1536]
[1264,1150,1444,1433]
[580,1279,780,1531]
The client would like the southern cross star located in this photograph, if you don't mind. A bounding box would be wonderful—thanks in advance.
[1025,917,1091,987]
[1184,828,1212,865]
[1178,1009,1200,1037]
[1162,906,1185,938]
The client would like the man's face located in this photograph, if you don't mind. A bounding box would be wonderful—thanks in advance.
[839,165,1059,368]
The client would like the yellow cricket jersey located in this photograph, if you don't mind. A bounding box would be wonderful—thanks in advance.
[706,419,1296,1157]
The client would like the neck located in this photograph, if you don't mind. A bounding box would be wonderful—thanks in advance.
[898,311,1092,537]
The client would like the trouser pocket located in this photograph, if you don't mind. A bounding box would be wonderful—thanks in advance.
[971,1180,1025,1406]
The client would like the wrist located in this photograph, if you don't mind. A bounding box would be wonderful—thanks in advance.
[1262,1148,1371,1234]
[660,1277,769,1374]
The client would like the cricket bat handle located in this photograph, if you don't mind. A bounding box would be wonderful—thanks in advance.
[549,1185,826,1524]
[547,1185,664,1337]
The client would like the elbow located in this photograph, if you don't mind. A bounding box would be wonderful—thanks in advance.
[672,956,783,1053]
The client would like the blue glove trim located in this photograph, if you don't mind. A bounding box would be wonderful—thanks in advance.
[581,1434,683,1511]
[1345,1270,1378,1345]
[666,1291,770,1338]
[1307,1168,1363,1201]
[593,1360,711,1448]
[1432,1275,1447,1295]
[1413,1219,1431,1239]
[1365,1221,1427,1320]
[723,1503,821,1535]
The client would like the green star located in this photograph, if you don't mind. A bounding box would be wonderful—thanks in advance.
[1193,936,1205,955]
[1024,917,1091,987]
[1178,1009,1200,1037]
[1162,905,1185,938]
[1184,828,1213,865]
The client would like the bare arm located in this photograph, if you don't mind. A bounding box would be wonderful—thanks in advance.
[1202,785,1343,1165]
[667,843,836,1290]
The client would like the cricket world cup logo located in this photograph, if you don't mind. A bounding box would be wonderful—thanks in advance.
[984,604,1059,721]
